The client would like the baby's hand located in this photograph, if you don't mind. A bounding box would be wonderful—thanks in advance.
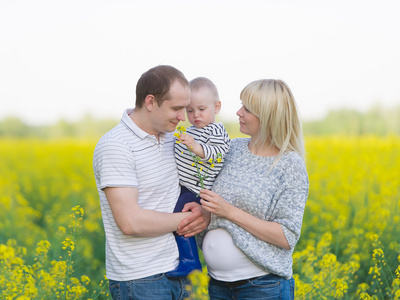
[178,133,196,149]
[178,133,205,158]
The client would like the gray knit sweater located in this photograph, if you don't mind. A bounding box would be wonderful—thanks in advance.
[197,138,309,279]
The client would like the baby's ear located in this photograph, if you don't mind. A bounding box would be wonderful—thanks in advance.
[215,101,221,114]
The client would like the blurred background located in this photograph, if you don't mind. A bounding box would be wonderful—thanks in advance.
[1,1,400,299]
[1,0,400,137]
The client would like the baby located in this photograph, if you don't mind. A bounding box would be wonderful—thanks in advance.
[167,77,231,277]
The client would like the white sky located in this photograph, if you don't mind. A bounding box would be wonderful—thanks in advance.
[1,0,400,125]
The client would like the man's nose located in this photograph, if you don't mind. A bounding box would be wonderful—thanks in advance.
[178,110,186,121]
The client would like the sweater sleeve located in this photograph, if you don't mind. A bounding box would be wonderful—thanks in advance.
[272,158,309,250]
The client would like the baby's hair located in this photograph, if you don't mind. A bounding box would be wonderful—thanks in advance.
[189,77,219,102]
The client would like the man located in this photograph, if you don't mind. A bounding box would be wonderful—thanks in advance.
[93,65,210,299]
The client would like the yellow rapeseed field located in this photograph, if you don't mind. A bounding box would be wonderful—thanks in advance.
[0,136,399,299]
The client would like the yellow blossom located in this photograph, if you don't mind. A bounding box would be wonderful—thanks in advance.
[81,275,91,285]
[176,126,186,133]
[36,240,51,256]
[72,205,84,216]
[1,135,400,300]
[62,238,75,252]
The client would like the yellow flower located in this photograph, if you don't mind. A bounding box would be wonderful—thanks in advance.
[81,275,91,285]
[332,278,348,298]
[58,226,66,235]
[62,238,75,251]
[0,244,15,260]
[36,240,51,256]
[359,292,371,300]
[16,296,32,300]
[71,205,84,221]
[372,248,384,259]
[367,233,379,242]
[176,126,186,133]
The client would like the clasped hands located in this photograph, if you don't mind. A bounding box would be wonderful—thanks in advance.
[177,189,233,237]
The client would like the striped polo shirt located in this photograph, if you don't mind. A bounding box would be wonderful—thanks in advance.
[175,123,230,194]
[93,108,180,281]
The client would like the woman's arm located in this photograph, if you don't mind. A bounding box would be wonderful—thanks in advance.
[199,189,290,250]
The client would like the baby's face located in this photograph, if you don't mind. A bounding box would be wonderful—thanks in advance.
[186,88,219,128]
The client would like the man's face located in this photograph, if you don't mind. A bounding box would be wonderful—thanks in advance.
[150,80,190,134]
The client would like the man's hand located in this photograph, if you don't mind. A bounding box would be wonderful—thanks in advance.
[176,202,211,237]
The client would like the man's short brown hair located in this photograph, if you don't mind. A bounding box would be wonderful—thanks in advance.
[135,65,189,108]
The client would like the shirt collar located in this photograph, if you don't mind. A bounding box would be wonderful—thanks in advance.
[121,108,166,144]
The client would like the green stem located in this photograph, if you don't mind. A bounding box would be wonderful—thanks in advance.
[63,218,77,299]
[90,280,110,300]
[378,259,394,299]
[186,146,205,189]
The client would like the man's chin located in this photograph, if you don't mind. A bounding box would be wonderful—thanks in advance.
[168,123,179,132]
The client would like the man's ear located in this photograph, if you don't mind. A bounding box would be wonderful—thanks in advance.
[144,95,156,111]
[215,101,221,114]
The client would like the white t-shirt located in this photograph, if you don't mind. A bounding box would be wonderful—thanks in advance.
[202,228,268,281]
[93,109,180,281]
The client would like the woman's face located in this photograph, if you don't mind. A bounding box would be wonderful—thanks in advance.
[236,105,260,137]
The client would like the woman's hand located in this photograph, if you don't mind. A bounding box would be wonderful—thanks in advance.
[199,189,234,219]
[200,189,291,250]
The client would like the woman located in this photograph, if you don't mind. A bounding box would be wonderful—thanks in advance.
[198,79,309,300]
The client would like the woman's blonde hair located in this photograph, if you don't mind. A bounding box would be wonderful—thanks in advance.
[240,79,305,164]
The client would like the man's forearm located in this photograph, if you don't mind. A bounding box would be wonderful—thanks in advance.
[105,187,192,237]
[120,209,191,237]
